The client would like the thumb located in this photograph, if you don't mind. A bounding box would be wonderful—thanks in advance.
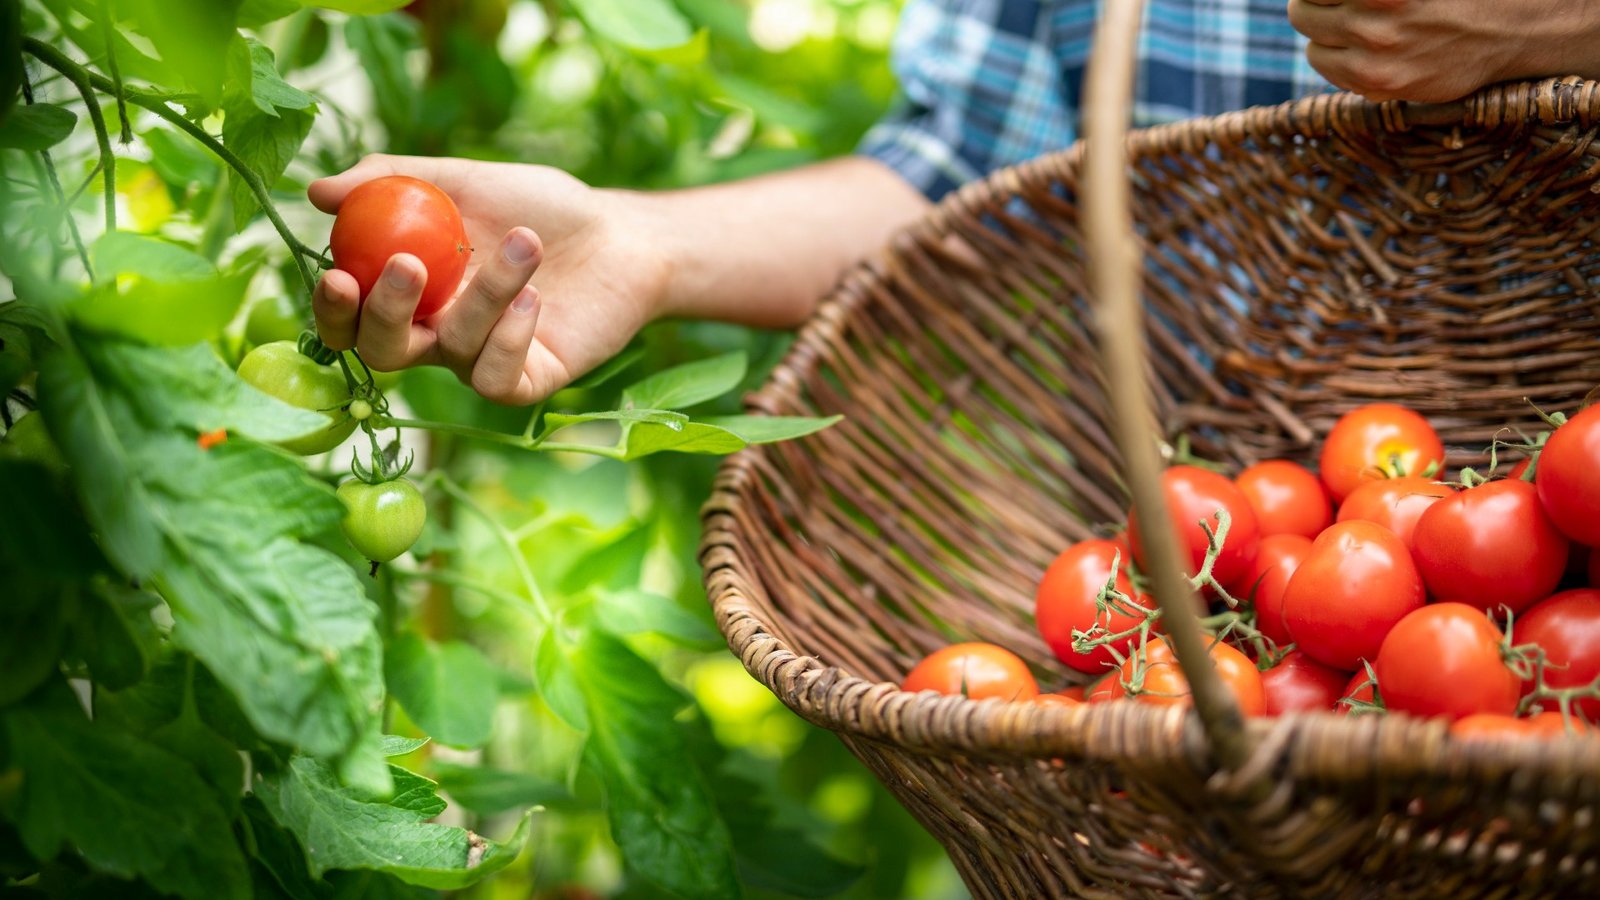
[307,154,450,214]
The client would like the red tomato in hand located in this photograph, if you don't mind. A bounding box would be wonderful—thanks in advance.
[1241,533,1314,649]
[1107,636,1265,716]
[330,175,473,321]
[1128,466,1261,594]
[1235,460,1332,540]
[1318,404,1444,503]
[1411,479,1569,615]
[1516,588,1600,720]
[1035,540,1157,675]
[1374,603,1521,721]
[1260,649,1350,715]
[1282,520,1425,671]
[1334,476,1452,551]
[1537,405,1600,547]
[901,642,1040,701]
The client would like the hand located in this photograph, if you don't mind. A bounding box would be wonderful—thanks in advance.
[308,154,671,405]
[1288,0,1600,103]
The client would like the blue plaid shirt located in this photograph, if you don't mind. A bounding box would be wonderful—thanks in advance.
[860,0,1332,199]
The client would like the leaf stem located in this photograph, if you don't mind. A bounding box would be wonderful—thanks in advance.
[31,35,117,234]
[432,476,552,624]
[21,76,93,279]
[97,0,132,143]
[390,567,541,622]
[379,415,623,459]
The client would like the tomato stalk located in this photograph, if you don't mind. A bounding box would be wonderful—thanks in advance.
[19,72,92,279]
[1337,662,1386,716]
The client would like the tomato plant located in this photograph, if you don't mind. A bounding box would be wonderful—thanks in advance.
[330,175,472,321]
[338,477,427,563]
[1260,649,1350,715]
[1411,479,1569,615]
[1516,588,1600,720]
[1235,459,1332,540]
[1035,539,1156,674]
[1282,520,1425,671]
[1127,465,1261,593]
[1333,475,1452,550]
[1241,533,1313,649]
[1536,404,1600,547]
[901,643,1041,701]
[1374,603,1521,721]
[1107,636,1265,716]
[235,340,357,455]
[1318,403,1444,503]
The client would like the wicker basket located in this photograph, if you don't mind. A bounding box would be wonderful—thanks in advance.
[699,8,1600,896]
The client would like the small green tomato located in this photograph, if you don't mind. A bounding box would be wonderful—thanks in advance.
[237,341,357,455]
[337,478,426,562]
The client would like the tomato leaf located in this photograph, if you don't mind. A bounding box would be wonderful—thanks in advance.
[565,346,643,390]
[73,235,257,345]
[567,0,694,52]
[0,103,76,150]
[381,734,431,757]
[569,629,739,900]
[311,0,411,12]
[237,0,303,28]
[621,350,746,411]
[223,100,315,231]
[593,588,722,648]
[429,763,568,817]
[696,414,842,444]
[66,583,162,691]
[618,421,747,460]
[384,633,501,749]
[343,14,420,140]
[229,38,316,116]
[255,753,531,890]
[0,462,88,703]
[122,0,244,107]
[0,685,252,900]
[533,627,590,733]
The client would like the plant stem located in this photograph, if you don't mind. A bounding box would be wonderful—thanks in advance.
[22,76,93,279]
[97,0,132,143]
[22,37,327,299]
[391,567,541,622]
[34,36,117,234]
[379,415,624,459]
[433,476,553,624]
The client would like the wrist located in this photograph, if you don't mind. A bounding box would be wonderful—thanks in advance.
[595,186,682,323]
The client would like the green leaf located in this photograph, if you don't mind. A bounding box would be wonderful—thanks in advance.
[633,27,709,66]
[1,686,251,900]
[73,235,258,345]
[381,735,431,757]
[621,351,746,410]
[231,38,316,115]
[67,582,161,691]
[696,414,842,444]
[533,628,589,733]
[314,0,411,12]
[430,763,567,817]
[595,588,721,648]
[619,421,747,460]
[238,0,303,27]
[344,15,420,139]
[256,754,531,890]
[223,102,314,230]
[0,103,76,150]
[0,468,86,702]
[568,0,693,51]
[123,0,244,106]
[542,408,689,436]
[570,630,739,899]
[384,633,500,749]
[0,0,21,126]
[565,346,643,390]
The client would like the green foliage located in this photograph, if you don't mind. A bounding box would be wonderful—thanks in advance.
[0,2,962,899]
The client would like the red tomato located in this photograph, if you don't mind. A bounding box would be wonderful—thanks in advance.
[1411,480,1569,615]
[1085,674,1118,703]
[1127,466,1261,593]
[1374,603,1521,721]
[1032,692,1083,708]
[1107,636,1265,716]
[330,175,473,321]
[1260,649,1351,715]
[1337,669,1380,714]
[1058,685,1089,702]
[1035,540,1158,675]
[1241,533,1314,649]
[1537,405,1600,547]
[1516,588,1600,720]
[1507,457,1533,481]
[1450,711,1590,741]
[1282,521,1425,671]
[1234,460,1333,540]
[901,643,1040,701]
[1590,549,1600,588]
[1333,476,1452,551]
[1318,404,1445,504]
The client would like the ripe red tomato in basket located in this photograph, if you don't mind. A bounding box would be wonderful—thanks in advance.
[1337,668,1380,714]
[1235,460,1332,540]
[1411,479,1569,615]
[1333,475,1452,551]
[1515,588,1600,720]
[1127,465,1260,594]
[1318,404,1445,504]
[330,175,472,321]
[901,642,1040,702]
[1281,520,1424,671]
[1374,603,1521,722]
[1035,539,1158,675]
[1240,533,1313,649]
[1536,404,1600,547]
[1107,636,1265,716]
[1449,711,1589,741]
[1260,649,1350,715]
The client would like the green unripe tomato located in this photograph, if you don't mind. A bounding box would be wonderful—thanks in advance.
[348,398,373,421]
[237,341,357,455]
[337,478,426,562]
[244,295,307,347]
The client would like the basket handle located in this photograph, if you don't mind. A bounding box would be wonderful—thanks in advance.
[1082,1,1253,771]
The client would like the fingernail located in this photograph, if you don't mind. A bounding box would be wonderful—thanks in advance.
[385,259,416,289]
[502,230,537,265]
[512,286,538,314]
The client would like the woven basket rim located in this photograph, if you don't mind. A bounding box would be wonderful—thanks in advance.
[699,79,1600,783]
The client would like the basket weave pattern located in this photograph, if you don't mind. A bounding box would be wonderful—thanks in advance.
[701,81,1600,898]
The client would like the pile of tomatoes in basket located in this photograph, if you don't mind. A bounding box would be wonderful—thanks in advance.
[901,401,1600,741]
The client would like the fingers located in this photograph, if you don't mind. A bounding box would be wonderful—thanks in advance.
[312,268,361,351]
[353,254,431,371]
[307,153,453,214]
[1286,0,1351,50]
[436,227,544,371]
[468,285,546,405]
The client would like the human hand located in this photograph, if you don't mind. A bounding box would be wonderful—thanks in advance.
[1288,0,1600,103]
[308,154,671,405]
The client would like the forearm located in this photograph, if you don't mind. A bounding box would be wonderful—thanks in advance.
[629,155,930,328]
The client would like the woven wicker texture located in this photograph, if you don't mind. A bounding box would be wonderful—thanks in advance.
[701,79,1600,899]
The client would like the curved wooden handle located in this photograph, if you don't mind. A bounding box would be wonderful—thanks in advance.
[1081,1,1251,770]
